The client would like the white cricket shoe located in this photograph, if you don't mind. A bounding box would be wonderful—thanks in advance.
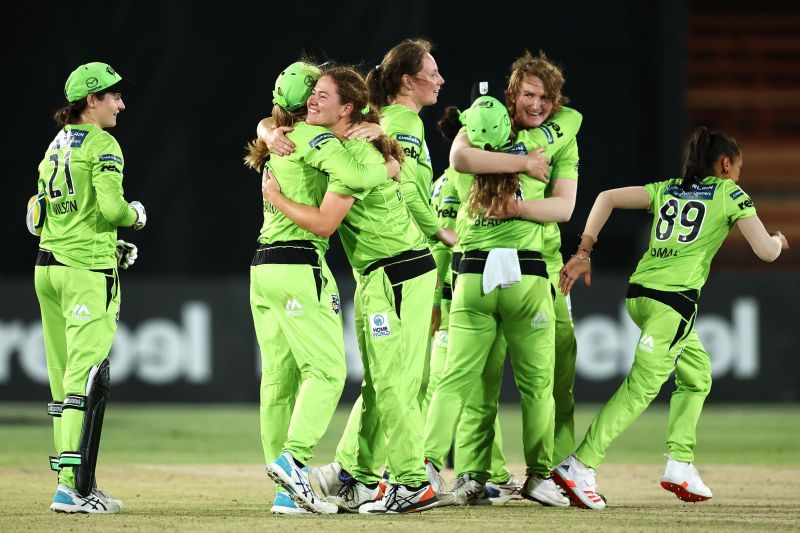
[486,473,524,504]
[271,491,311,514]
[425,459,456,507]
[451,474,490,505]
[521,474,570,507]
[660,455,713,502]
[326,475,385,513]
[359,482,440,514]
[311,461,344,498]
[552,454,605,509]
[267,452,337,514]
[50,484,122,514]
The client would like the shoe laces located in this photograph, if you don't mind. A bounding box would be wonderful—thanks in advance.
[452,475,470,492]
[336,475,358,502]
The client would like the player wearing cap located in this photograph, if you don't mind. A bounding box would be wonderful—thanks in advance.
[244,61,399,515]
[264,65,441,514]
[553,127,789,509]
[423,90,586,507]
[32,62,146,514]
[451,53,583,472]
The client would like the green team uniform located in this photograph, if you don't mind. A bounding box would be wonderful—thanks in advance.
[529,122,582,464]
[34,124,138,487]
[575,176,757,468]
[314,138,435,486]
[423,108,582,479]
[251,123,388,466]
[381,104,441,239]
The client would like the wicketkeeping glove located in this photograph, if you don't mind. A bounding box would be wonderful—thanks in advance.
[130,201,147,230]
[116,240,139,269]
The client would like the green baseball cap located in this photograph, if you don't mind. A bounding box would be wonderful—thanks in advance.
[463,96,511,149]
[64,62,123,102]
[272,61,321,111]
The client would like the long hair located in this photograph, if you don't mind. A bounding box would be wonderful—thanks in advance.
[323,65,404,164]
[468,148,520,217]
[366,39,432,108]
[681,127,740,190]
[506,50,568,132]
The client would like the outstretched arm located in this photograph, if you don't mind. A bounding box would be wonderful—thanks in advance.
[736,216,788,262]
[558,186,651,294]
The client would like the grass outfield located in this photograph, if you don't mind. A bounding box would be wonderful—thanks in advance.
[1,404,798,531]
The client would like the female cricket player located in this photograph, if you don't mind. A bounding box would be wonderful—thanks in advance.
[264,65,441,514]
[245,61,399,515]
[34,62,146,514]
[553,127,789,509]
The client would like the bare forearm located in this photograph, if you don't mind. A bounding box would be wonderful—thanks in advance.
[737,216,782,262]
[451,145,526,174]
[518,196,575,223]
[271,195,335,237]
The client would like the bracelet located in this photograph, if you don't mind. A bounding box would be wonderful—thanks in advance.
[571,254,591,263]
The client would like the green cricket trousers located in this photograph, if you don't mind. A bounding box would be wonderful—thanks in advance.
[576,283,711,468]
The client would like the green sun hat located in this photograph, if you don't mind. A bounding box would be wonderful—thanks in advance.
[463,95,511,150]
[272,62,321,111]
[64,62,123,102]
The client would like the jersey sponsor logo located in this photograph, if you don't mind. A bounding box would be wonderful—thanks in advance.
[52,199,78,215]
[308,132,336,149]
[729,188,745,200]
[435,329,448,348]
[531,312,549,329]
[650,246,679,258]
[541,120,565,142]
[100,163,121,173]
[666,183,716,200]
[537,124,554,144]
[396,134,421,147]
[437,206,458,219]
[67,129,89,147]
[638,333,655,353]
[737,199,754,210]
[99,154,123,165]
[403,146,419,160]
[71,304,91,321]
[443,195,460,205]
[370,313,391,337]
[505,142,528,155]
[285,298,304,316]
[331,294,341,315]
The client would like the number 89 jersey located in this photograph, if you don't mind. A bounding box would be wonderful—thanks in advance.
[629,176,757,292]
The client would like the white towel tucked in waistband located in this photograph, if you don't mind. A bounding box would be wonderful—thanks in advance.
[482,248,521,294]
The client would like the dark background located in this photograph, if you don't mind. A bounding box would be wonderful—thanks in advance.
[2,1,685,276]
[2,1,798,403]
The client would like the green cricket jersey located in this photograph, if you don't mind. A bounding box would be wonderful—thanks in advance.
[37,124,137,269]
[453,107,582,253]
[514,108,582,274]
[381,104,440,238]
[326,138,427,273]
[262,122,388,252]
[629,176,757,292]
[430,167,462,304]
